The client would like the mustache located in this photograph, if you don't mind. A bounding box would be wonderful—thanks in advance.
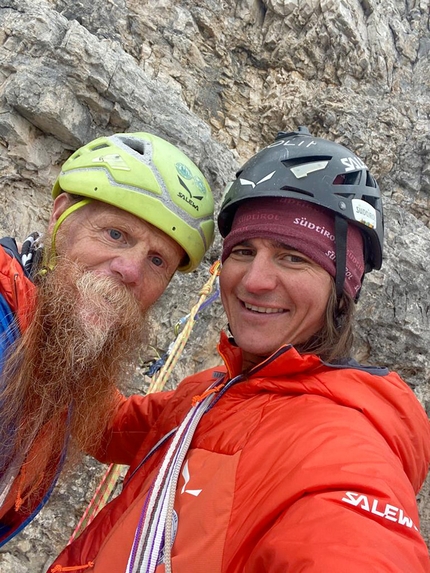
[76,271,142,317]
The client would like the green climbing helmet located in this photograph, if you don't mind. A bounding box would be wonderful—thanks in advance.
[52,132,215,272]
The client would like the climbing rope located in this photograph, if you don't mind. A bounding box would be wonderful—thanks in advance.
[67,463,123,544]
[68,261,221,544]
[148,260,220,394]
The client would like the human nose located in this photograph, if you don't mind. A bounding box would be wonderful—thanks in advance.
[241,254,278,293]
[109,253,144,287]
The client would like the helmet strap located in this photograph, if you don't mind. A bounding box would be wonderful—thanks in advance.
[39,198,92,274]
[334,215,348,301]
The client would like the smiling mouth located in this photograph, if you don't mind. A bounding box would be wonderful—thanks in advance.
[244,302,286,314]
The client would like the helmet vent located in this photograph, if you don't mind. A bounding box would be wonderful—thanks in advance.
[122,137,146,156]
[362,194,380,208]
[334,191,355,199]
[280,185,315,198]
[365,172,378,188]
[333,171,362,185]
[282,155,331,169]
[90,143,110,152]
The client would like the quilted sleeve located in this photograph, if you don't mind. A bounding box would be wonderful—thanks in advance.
[242,491,430,572]
[91,367,219,466]
[234,394,430,572]
[0,244,35,332]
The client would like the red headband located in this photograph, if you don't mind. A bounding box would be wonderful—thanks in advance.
[221,198,364,298]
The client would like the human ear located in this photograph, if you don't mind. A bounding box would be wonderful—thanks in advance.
[48,193,75,233]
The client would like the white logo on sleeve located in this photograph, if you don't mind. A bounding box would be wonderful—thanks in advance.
[181,460,202,497]
[341,491,418,530]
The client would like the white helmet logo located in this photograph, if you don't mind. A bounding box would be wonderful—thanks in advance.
[240,171,276,188]
[91,153,130,170]
[341,156,368,172]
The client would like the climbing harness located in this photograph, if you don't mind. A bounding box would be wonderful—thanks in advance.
[68,261,221,544]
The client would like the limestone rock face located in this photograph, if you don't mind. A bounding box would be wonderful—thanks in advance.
[0,0,429,570]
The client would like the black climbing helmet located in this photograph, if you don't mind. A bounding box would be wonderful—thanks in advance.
[218,126,384,298]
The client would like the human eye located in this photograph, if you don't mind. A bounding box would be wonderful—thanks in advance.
[230,246,255,258]
[281,250,310,264]
[286,253,306,263]
[107,228,125,241]
[150,254,164,267]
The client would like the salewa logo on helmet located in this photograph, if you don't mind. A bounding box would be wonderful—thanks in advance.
[240,171,276,188]
[177,176,205,211]
[341,156,367,172]
[175,163,207,195]
[175,162,206,211]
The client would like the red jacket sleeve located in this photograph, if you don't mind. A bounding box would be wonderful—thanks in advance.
[0,245,35,332]
[235,395,430,572]
[93,390,174,465]
[243,494,430,572]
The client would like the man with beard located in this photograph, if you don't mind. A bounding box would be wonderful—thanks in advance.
[0,131,214,547]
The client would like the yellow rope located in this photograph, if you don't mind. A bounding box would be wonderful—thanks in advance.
[147,260,220,394]
[68,261,221,542]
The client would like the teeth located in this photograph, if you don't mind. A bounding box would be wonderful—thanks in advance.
[244,302,284,314]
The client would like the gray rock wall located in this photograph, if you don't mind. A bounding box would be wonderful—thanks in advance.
[0,0,429,570]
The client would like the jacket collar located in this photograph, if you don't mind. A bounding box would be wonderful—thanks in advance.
[216,331,323,380]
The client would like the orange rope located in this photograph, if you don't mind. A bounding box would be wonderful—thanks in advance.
[191,383,224,407]
[15,465,44,512]
[148,261,220,394]
[67,463,122,544]
[50,561,94,572]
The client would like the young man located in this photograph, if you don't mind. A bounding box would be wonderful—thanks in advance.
[50,128,430,572]
[0,131,214,547]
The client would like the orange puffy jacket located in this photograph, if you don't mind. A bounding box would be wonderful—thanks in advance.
[50,332,430,572]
